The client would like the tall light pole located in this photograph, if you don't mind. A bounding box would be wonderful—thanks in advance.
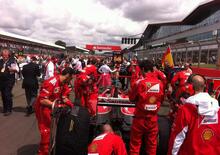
[173,44,178,65]
[213,30,220,69]
[183,43,188,63]
[188,40,201,67]
[197,41,202,68]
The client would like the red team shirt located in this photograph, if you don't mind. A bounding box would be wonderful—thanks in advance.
[153,70,167,87]
[83,64,98,80]
[171,70,191,88]
[175,83,194,99]
[35,75,71,116]
[168,101,220,155]
[129,73,164,118]
[88,132,127,155]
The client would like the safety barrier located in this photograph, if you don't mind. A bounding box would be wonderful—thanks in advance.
[192,67,220,78]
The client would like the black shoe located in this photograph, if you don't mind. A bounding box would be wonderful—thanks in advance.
[4,111,12,116]
[26,106,34,115]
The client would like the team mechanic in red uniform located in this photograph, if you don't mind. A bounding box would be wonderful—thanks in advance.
[35,67,74,155]
[171,63,192,89]
[169,75,195,122]
[168,75,220,155]
[129,60,164,155]
[129,57,142,89]
[169,63,192,122]
[74,59,98,116]
[153,64,167,88]
[88,124,127,155]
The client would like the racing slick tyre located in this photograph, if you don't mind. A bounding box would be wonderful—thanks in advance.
[157,116,171,155]
[55,106,90,155]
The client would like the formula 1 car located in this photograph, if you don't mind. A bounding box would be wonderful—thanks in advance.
[95,81,135,134]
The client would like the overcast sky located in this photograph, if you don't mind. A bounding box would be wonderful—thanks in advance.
[0,0,210,47]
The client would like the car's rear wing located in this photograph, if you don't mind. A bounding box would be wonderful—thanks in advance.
[98,97,135,107]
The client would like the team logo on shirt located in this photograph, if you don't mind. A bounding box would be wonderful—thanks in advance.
[144,104,157,111]
[202,129,214,141]
[149,96,157,104]
[147,83,160,93]
[49,78,57,85]
[201,113,218,125]
[90,143,98,152]
[146,82,151,88]
[54,87,60,93]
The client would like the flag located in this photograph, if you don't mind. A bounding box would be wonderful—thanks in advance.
[161,46,174,68]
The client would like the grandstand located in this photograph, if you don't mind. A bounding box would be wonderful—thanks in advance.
[130,0,220,68]
[0,30,65,55]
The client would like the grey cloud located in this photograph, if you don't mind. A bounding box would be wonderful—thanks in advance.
[95,23,130,38]
[0,1,40,30]
[105,38,121,44]
[0,0,203,47]
[82,31,95,37]
[96,28,106,34]
[31,30,68,44]
[41,19,70,31]
[0,0,123,47]
[0,13,36,31]
[124,6,180,22]
[47,27,64,34]
[41,14,72,31]
[78,20,94,29]
[5,28,34,37]
[97,0,128,9]
[97,0,191,22]
[122,0,182,22]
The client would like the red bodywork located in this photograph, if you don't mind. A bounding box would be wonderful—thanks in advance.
[97,88,135,116]
[192,67,220,100]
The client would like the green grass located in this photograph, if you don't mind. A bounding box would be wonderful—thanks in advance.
[192,63,216,68]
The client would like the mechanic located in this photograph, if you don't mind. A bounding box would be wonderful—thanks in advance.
[153,63,167,88]
[88,124,127,155]
[74,59,98,116]
[128,57,142,89]
[168,75,220,155]
[169,75,195,122]
[171,63,192,89]
[82,58,99,116]
[129,60,164,155]
[35,67,74,155]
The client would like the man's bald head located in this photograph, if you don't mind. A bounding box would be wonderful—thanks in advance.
[192,75,206,92]
[102,124,113,133]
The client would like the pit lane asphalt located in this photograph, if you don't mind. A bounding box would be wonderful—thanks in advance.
[0,81,39,155]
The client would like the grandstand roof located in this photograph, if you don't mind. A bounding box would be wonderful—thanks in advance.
[130,0,220,50]
[66,45,89,54]
[0,30,65,50]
